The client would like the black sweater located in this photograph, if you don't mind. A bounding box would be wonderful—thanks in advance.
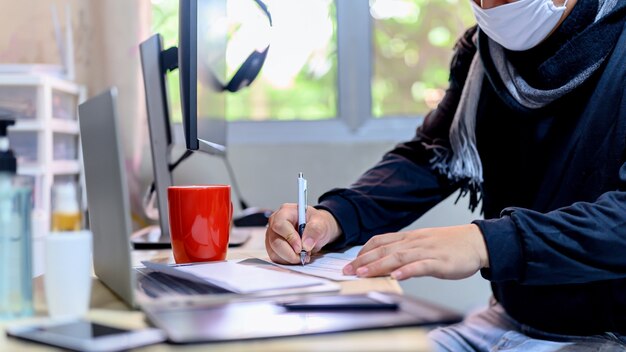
[317,2,626,335]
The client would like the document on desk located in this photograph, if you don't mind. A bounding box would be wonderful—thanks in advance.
[267,246,363,281]
[142,260,331,294]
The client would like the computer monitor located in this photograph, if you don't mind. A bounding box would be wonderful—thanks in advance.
[179,0,227,156]
[137,34,177,249]
[136,0,229,249]
[178,0,270,154]
[136,1,270,244]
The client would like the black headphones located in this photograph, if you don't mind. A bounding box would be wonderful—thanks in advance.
[208,0,272,93]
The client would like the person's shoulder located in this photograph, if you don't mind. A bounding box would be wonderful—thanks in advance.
[453,25,478,54]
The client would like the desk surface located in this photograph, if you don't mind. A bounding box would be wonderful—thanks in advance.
[0,228,433,351]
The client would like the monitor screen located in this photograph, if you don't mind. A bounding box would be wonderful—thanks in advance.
[139,34,175,247]
[179,0,227,155]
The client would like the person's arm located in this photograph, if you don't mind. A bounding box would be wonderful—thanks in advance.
[317,26,479,249]
[265,26,479,264]
[316,147,458,249]
[476,160,626,285]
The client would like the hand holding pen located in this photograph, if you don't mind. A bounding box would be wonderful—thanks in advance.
[298,173,308,265]
[264,176,343,265]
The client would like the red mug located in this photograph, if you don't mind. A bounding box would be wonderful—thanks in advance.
[167,185,232,263]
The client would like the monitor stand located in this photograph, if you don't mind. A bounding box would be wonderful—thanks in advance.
[131,226,172,250]
[130,225,253,250]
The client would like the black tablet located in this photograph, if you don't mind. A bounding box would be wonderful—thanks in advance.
[279,293,399,311]
[143,291,463,343]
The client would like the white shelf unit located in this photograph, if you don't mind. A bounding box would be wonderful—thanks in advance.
[0,73,86,276]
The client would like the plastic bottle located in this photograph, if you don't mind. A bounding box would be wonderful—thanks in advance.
[0,117,34,319]
[51,182,81,232]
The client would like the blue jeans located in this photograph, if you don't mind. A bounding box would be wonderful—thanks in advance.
[429,298,626,351]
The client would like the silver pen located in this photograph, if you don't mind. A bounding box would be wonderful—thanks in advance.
[298,172,307,266]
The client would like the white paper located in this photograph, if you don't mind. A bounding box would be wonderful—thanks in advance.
[270,246,363,281]
[142,260,331,294]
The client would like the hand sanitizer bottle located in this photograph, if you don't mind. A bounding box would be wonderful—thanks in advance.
[0,117,34,320]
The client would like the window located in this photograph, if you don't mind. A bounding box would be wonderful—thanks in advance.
[151,0,337,122]
[151,0,183,123]
[226,0,337,121]
[371,0,475,117]
[151,0,475,139]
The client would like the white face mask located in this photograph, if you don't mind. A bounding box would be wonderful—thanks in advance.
[471,0,569,51]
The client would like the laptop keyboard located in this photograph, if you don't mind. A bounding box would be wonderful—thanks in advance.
[135,268,232,298]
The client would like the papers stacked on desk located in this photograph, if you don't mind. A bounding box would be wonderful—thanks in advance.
[142,260,332,294]
[142,245,362,298]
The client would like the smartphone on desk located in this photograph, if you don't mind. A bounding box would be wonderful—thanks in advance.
[6,319,166,352]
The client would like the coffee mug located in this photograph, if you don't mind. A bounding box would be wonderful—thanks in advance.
[168,185,232,263]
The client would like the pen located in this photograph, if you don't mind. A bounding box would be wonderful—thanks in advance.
[298,172,307,266]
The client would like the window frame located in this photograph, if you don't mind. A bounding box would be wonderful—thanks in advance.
[178,0,425,146]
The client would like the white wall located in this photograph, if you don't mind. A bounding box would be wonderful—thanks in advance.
[168,139,492,314]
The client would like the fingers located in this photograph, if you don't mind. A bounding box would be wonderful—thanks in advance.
[343,232,408,274]
[266,231,301,264]
[342,226,486,280]
[345,242,428,277]
[265,204,301,264]
[301,218,326,253]
[391,259,442,280]
[301,206,335,253]
[268,204,301,253]
[358,232,406,256]
[264,204,339,264]
[272,218,302,253]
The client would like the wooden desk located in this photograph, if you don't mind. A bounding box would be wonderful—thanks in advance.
[0,229,433,351]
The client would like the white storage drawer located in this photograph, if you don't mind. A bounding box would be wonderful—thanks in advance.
[0,73,85,240]
[8,130,38,164]
[53,133,78,160]
[0,85,38,119]
[52,90,78,120]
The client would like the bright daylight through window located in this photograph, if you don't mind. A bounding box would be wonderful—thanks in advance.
[371,0,474,117]
[151,0,474,123]
[152,0,336,122]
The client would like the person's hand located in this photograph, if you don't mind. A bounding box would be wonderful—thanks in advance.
[343,224,489,280]
[265,204,341,264]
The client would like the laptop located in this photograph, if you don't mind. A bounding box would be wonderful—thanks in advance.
[78,88,340,308]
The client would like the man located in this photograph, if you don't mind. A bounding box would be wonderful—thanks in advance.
[266,0,626,350]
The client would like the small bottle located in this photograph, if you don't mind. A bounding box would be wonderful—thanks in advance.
[0,117,34,320]
[51,182,81,232]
